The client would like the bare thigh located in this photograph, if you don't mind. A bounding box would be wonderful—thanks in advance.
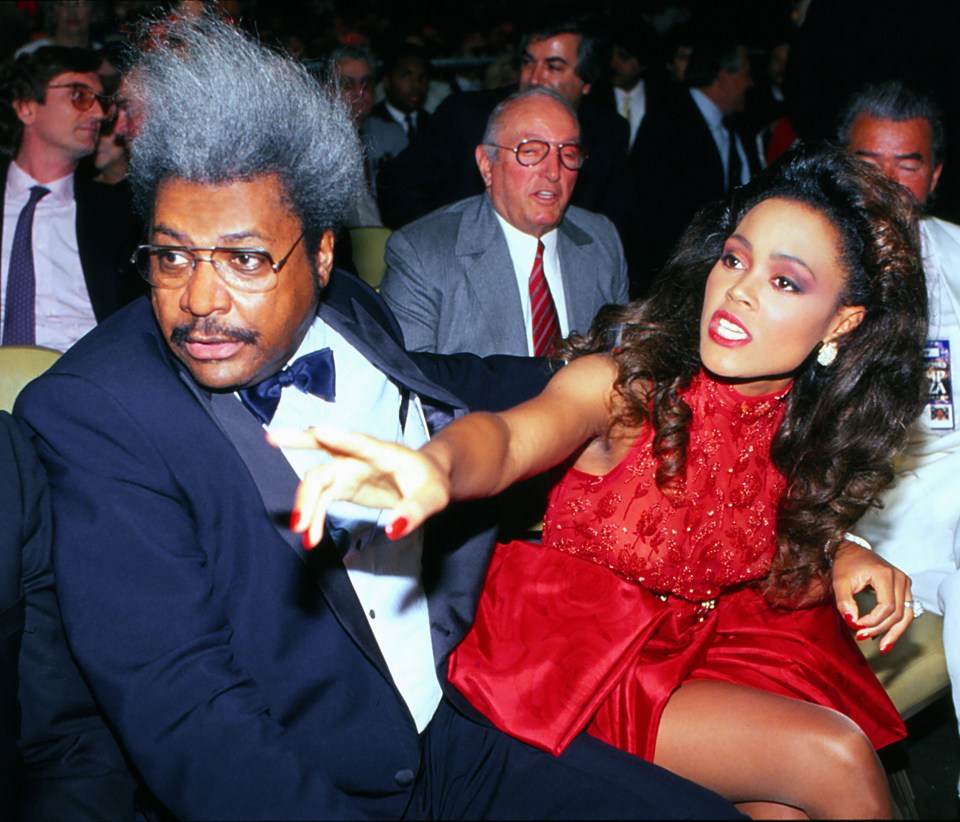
[653,680,893,819]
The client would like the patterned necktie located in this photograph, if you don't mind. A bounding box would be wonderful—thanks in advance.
[237,347,336,425]
[723,117,743,191]
[528,240,560,357]
[3,185,50,346]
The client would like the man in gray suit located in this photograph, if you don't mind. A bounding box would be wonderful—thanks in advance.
[379,87,628,357]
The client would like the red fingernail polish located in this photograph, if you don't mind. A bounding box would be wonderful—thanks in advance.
[302,531,314,550]
[844,613,859,629]
[880,644,891,655]
[856,630,870,641]
[386,517,409,541]
[290,510,300,530]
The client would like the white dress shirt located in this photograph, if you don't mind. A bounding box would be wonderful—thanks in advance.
[263,317,442,732]
[384,100,419,136]
[2,161,98,351]
[495,215,569,355]
[614,81,647,149]
[690,88,750,189]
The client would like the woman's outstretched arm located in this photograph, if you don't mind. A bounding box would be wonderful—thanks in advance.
[269,354,619,547]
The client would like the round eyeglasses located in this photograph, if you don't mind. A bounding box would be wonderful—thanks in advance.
[485,139,587,171]
[132,234,304,293]
[47,82,116,115]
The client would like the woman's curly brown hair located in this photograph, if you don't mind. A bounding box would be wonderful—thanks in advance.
[558,142,928,602]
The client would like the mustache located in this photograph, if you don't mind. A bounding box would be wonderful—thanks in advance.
[170,319,260,346]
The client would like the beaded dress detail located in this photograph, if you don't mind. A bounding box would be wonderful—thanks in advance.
[545,370,787,602]
[448,371,905,760]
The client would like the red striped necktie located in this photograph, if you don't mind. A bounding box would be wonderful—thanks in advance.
[528,239,560,357]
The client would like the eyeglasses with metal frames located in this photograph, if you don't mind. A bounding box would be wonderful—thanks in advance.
[132,233,305,293]
[485,139,587,171]
[46,82,116,115]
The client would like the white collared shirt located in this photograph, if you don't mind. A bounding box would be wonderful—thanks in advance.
[494,214,569,356]
[260,317,442,732]
[614,81,647,149]
[384,100,418,136]
[2,161,98,351]
[690,88,750,189]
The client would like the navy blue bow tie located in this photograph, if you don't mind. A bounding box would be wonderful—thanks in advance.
[238,348,336,425]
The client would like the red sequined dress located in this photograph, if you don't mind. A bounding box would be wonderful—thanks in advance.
[448,371,905,759]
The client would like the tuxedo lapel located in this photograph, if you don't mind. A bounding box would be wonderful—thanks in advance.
[176,370,393,680]
[318,290,465,411]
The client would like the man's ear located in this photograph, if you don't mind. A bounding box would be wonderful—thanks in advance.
[12,98,37,127]
[314,229,335,288]
[930,162,944,198]
[475,145,493,188]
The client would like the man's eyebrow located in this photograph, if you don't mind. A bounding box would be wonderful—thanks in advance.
[151,224,272,245]
[853,148,925,163]
[544,56,570,67]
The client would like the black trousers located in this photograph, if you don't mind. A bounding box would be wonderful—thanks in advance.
[403,698,743,820]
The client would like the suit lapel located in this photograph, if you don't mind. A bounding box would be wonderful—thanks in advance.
[557,218,599,332]
[176,369,393,680]
[318,289,465,411]
[456,197,528,351]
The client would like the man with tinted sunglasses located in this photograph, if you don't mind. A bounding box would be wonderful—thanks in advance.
[1,45,142,352]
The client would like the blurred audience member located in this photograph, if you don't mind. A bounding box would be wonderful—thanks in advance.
[744,29,795,164]
[839,80,960,799]
[660,22,694,86]
[630,32,760,293]
[1,46,141,351]
[603,17,662,151]
[14,0,101,58]
[363,41,432,190]
[328,43,381,228]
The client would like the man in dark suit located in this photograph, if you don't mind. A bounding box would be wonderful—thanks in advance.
[14,15,738,820]
[0,410,135,820]
[1,46,142,351]
[631,34,761,292]
[376,13,641,260]
[361,41,432,191]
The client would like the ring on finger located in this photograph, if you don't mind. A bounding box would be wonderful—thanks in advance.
[904,599,925,618]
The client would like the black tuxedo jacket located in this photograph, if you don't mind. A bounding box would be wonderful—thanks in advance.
[13,272,552,818]
[0,159,144,325]
[631,87,762,287]
[376,86,641,244]
[0,411,134,820]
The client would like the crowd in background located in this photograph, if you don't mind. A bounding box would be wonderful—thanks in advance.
[3,0,960,223]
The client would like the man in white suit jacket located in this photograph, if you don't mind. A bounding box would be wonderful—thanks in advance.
[840,80,960,797]
[380,87,628,357]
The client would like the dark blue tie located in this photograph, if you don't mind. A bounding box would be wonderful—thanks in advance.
[3,185,50,346]
[238,347,336,425]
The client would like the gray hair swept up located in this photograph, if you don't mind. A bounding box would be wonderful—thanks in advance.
[126,14,363,246]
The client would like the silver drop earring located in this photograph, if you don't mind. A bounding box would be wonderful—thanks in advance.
[817,340,838,367]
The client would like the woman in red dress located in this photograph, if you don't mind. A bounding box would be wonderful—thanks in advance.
[274,144,927,818]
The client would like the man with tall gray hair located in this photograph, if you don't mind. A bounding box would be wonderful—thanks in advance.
[839,78,960,797]
[13,14,737,820]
